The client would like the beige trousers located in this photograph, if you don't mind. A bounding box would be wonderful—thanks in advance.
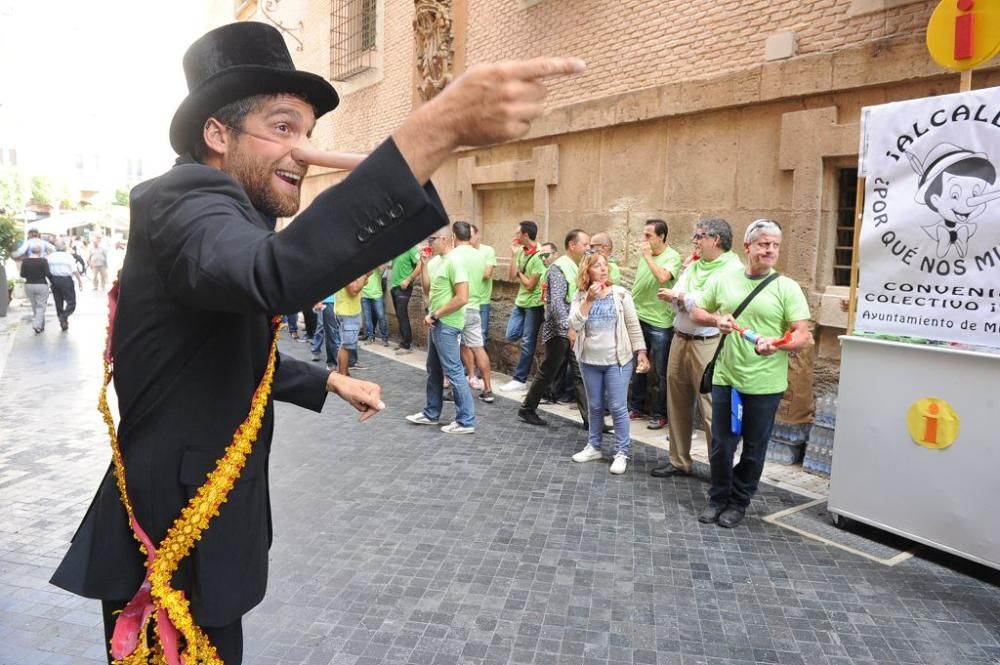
[666,334,719,472]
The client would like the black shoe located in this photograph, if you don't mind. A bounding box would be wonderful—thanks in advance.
[59,318,69,331]
[698,504,727,524]
[518,408,548,427]
[717,507,746,528]
[650,463,690,478]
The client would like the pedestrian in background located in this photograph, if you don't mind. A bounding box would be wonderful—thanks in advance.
[46,241,79,331]
[20,245,50,334]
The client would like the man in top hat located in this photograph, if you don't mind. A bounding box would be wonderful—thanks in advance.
[49,21,583,664]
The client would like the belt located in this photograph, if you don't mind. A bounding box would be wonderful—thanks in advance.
[675,331,720,341]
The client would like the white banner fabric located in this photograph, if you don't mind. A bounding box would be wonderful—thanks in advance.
[857,86,1000,348]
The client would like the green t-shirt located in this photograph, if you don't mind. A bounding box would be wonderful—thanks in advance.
[697,271,811,395]
[334,286,362,316]
[514,247,546,308]
[390,247,420,289]
[478,244,496,303]
[426,254,469,329]
[608,258,622,286]
[361,270,383,298]
[552,255,579,303]
[631,247,682,328]
[449,244,487,306]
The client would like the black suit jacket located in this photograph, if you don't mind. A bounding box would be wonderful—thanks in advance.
[51,139,446,626]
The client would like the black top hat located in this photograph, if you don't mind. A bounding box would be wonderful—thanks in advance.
[169,22,339,155]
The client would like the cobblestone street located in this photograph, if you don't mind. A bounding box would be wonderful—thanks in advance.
[0,294,997,665]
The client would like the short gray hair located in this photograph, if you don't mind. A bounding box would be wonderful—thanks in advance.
[695,218,732,251]
[744,218,782,244]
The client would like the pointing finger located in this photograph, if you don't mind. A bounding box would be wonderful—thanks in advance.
[502,57,586,82]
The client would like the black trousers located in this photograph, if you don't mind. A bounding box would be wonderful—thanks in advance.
[301,308,317,339]
[49,275,76,321]
[102,599,243,664]
[523,336,587,420]
[391,285,414,349]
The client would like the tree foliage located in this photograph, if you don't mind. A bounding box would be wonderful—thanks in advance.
[0,216,21,261]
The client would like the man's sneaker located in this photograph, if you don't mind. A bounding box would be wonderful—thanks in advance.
[499,379,527,392]
[479,391,495,403]
[609,453,628,475]
[362,338,374,345]
[382,339,390,347]
[395,347,412,355]
[406,413,439,426]
[647,416,668,430]
[628,410,645,420]
[572,445,603,463]
[352,361,368,370]
[468,376,484,390]
[441,422,475,435]
[311,353,322,362]
[518,408,548,427]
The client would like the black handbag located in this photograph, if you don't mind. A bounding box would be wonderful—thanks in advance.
[699,272,780,394]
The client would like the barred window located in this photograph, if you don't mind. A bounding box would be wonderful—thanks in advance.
[833,168,858,287]
[330,0,378,80]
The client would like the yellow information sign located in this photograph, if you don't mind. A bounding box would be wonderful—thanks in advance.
[906,398,960,449]
[927,0,1000,71]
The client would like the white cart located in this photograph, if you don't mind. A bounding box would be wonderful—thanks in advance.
[828,335,1000,571]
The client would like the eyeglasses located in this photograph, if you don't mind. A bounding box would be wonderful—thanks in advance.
[692,233,706,241]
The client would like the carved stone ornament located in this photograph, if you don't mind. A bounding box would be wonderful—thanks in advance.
[413,0,455,101]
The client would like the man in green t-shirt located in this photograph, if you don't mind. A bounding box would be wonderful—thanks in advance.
[470,224,496,343]
[406,231,476,434]
[450,221,494,402]
[389,246,423,354]
[628,219,683,430]
[361,265,390,346]
[690,218,812,529]
[334,272,369,377]
[500,220,547,391]
[590,232,621,285]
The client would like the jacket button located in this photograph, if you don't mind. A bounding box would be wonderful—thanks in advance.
[365,224,376,235]
[374,216,386,228]
[388,203,404,219]
[356,231,368,243]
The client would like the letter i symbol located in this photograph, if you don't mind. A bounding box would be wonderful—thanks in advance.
[955,0,975,60]
[922,402,941,445]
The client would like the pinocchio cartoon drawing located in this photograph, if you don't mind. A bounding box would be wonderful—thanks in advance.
[907,142,1000,258]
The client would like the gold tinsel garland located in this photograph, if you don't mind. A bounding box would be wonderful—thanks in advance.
[99,311,281,664]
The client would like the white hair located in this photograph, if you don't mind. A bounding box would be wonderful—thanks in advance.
[744,219,782,244]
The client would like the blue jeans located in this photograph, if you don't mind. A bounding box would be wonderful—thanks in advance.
[479,303,491,343]
[423,323,475,427]
[361,297,388,342]
[708,386,783,509]
[580,361,634,455]
[504,305,544,383]
[628,322,673,418]
[311,304,339,363]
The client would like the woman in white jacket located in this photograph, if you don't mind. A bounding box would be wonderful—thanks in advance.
[569,253,649,474]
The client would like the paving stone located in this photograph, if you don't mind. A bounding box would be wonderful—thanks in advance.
[0,295,998,665]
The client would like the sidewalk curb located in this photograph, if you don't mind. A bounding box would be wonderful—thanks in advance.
[360,339,831,499]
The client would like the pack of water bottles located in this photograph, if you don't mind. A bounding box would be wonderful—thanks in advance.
[766,420,811,465]
[803,393,838,476]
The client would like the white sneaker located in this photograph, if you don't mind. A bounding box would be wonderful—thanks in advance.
[406,413,439,425]
[441,421,475,435]
[610,453,628,475]
[572,445,603,463]
[499,379,527,392]
[468,376,484,390]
